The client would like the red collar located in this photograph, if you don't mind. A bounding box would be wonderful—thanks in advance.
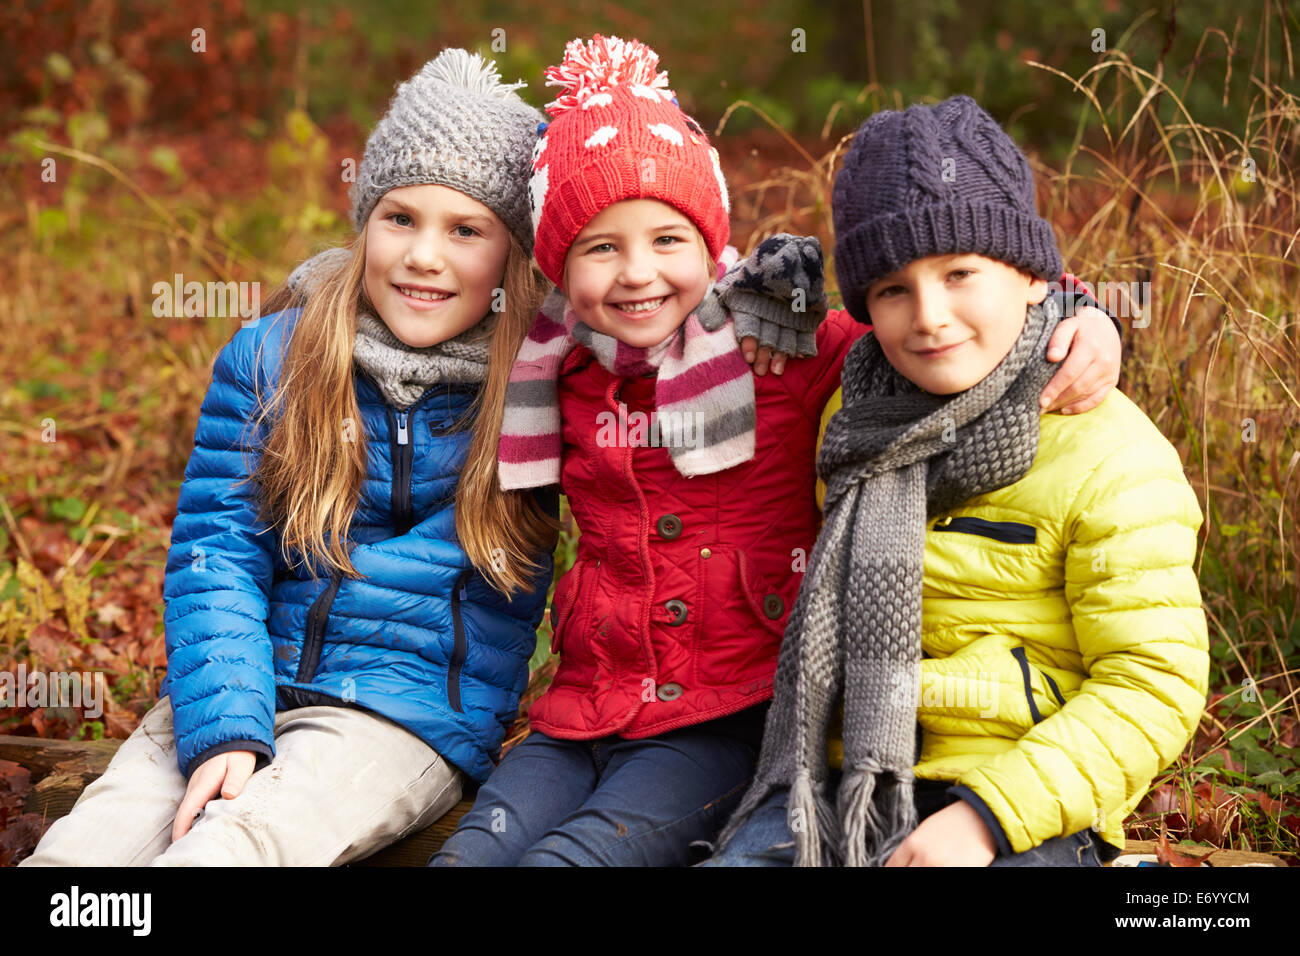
[560,343,595,377]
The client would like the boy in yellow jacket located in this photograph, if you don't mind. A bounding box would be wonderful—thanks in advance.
[707,95,1209,867]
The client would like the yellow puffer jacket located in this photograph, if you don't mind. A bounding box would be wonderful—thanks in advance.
[818,389,1209,853]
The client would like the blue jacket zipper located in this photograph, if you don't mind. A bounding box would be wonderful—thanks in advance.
[296,569,343,683]
[355,369,481,536]
[447,569,472,714]
[356,371,437,536]
[351,371,482,704]
[293,372,439,685]
[391,408,414,535]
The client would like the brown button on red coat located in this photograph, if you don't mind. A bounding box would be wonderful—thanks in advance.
[528,309,869,740]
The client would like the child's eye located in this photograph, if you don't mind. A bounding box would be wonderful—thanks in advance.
[947,268,973,281]
[586,242,614,254]
[874,284,905,299]
[454,225,479,238]
[388,213,413,227]
[654,235,683,246]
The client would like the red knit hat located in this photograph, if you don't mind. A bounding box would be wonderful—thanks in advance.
[528,35,731,287]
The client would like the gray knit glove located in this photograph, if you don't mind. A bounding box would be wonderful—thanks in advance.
[285,246,352,297]
[696,233,827,357]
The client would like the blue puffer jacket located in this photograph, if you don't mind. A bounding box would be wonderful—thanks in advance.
[160,308,554,782]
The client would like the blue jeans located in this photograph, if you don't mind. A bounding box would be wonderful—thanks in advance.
[429,725,758,866]
[700,779,1120,867]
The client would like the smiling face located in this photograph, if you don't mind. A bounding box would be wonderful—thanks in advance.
[562,199,714,349]
[865,254,1049,394]
[363,184,510,348]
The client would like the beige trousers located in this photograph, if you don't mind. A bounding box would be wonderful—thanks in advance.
[19,696,462,866]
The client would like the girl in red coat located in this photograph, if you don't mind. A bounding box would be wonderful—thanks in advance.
[431,34,1122,867]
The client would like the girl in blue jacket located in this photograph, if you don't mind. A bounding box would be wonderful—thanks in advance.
[22,50,559,866]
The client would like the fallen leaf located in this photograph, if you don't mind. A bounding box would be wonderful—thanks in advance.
[25,620,74,670]
[1155,835,1204,867]
[1194,781,1236,808]
[0,760,31,816]
[0,813,50,866]
[1277,716,1298,750]
[100,692,140,739]
[84,641,120,666]
[1162,812,1188,832]
[1236,789,1288,815]
[1145,783,1182,814]
[94,602,129,628]
[1191,817,1223,845]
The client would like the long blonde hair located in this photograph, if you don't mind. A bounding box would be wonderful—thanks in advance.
[243,226,558,597]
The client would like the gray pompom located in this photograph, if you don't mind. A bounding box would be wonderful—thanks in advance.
[420,48,527,98]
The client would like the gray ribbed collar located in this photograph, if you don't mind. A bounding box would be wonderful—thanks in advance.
[351,309,494,410]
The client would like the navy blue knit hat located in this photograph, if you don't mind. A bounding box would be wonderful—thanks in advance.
[832,95,1062,322]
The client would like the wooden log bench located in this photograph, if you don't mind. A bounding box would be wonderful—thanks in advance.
[0,735,1287,867]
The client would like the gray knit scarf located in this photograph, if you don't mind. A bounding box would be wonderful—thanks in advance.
[714,295,1064,866]
[352,308,492,409]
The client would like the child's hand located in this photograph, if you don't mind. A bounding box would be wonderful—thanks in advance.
[1039,306,1121,414]
[884,799,997,867]
[172,750,257,843]
[740,337,789,376]
[699,233,826,374]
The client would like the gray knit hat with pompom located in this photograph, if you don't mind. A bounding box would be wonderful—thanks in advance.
[350,49,543,251]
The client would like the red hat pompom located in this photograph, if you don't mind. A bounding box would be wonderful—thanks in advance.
[543,34,675,116]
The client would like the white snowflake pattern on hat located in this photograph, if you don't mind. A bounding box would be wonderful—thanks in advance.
[629,84,667,102]
[529,163,549,233]
[585,125,619,149]
[709,147,730,213]
[647,123,683,146]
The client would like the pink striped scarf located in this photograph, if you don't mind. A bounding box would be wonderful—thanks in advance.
[498,287,756,490]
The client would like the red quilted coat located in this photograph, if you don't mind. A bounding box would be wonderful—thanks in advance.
[528,309,869,739]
